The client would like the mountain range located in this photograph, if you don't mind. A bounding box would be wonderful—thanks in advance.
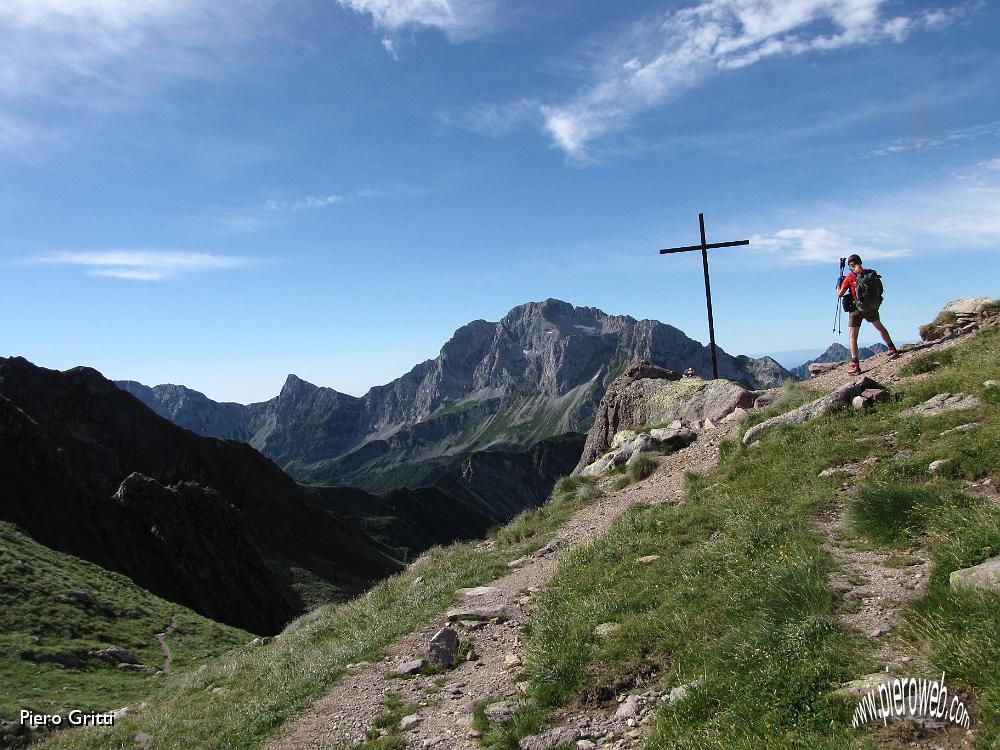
[118,299,792,491]
[789,342,888,379]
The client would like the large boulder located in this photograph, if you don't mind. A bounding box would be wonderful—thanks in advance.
[949,557,1000,592]
[742,377,883,445]
[575,372,754,472]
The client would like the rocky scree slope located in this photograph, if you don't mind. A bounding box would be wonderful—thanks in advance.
[0,357,401,635]
[118,299,790,490]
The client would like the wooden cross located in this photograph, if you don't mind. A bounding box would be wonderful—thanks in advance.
[659,212,749,379]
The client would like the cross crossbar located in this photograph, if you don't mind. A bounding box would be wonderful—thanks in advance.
[657,213,750,379]
[659,239,749,254]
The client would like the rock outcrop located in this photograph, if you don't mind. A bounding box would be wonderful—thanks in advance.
[742,377,884,445]
[575,367,757,472]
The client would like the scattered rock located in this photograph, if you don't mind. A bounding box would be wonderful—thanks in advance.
[576,740,597,750]
[533,538,564,558]
[409,576,424,588]
[928,459,951,475]
[614,695,642,719]
[484,701,515,722]
[949,556,1000,591]
[636,555,660,564]
[89,647,139,665]
[940,422,982,436]
[504,654,523,668]
[593,622,621,639]
[809,362,841,376]
[520,726,579,750]
[869,625,890,638]
[625,361,680,382]
[508,557,530,569]
[428,626,459,668]
[457,586,500,598]
[446,604,512,621]
[390,659,426,676]
[399,714,423,730]
[984,380,998,389]
[899,393,981,418]
[111,707,131,722]
[667,680,702,706]
[753,391,781,409]
[459,620,487,631]
[682,368,697,378]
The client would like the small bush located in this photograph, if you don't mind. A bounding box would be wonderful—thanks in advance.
[627,453,657,483]
[552,475,586,498]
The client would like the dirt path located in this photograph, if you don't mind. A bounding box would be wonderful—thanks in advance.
[806,340,984,749]
[267,421,742,750]
[156,615,177,675]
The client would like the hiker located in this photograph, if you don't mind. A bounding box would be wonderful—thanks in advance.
[836,254,898,374]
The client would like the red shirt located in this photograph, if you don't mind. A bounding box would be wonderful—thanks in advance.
[839,271,859,299]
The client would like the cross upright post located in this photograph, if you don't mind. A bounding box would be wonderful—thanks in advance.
[659,213,750,379]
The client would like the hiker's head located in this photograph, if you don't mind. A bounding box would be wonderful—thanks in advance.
[847,254,862,270]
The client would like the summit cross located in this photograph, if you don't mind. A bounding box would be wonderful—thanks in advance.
[659,212,750,380]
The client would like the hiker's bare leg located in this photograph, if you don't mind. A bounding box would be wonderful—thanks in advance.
[871,320,895,350]
[849,326,860,360]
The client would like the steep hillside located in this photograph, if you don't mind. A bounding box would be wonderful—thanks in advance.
[0,521,251,749]
[0,357,402,634]
[119,299,791,489]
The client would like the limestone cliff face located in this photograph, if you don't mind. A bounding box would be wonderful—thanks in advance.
[118,299,792,488]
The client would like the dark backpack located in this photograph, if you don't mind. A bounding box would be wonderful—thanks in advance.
[855,268,883,312]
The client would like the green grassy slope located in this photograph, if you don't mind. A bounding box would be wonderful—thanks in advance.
[28,480,599,750]
[503,326,999,749]
[0,521,251,748]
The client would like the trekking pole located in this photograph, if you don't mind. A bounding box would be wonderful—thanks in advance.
[833,257,846,334]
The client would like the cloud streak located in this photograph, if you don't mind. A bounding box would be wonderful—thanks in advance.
[35,250,254,281]
[867,120,1000,157]
[0,0,274,150]
[750,227,910,264]
[539,1,961,160]
[338,0,495,40]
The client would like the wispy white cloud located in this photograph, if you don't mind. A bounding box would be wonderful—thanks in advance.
[868,120,1000,157]
[338,0,495,41]
[539,1,963,160]
[34,250,254,281]
[446,99,541,137]
[267,194,346,211]
[750,227,910,263]
[0,0,274,148]
[266,193,347,211]
[750,158,1000,264]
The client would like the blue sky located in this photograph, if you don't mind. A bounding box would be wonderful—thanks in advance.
[2,0,998,403]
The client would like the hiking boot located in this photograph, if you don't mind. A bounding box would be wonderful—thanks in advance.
[848,360,862,375]
[886,347,899,358]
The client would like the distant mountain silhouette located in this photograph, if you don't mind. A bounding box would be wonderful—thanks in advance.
[790,343,887,379]
[120,299,792,491]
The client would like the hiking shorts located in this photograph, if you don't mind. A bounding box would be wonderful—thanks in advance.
[849,307,880,327]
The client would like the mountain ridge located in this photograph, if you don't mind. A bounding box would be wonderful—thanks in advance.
[118,298,792,489]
